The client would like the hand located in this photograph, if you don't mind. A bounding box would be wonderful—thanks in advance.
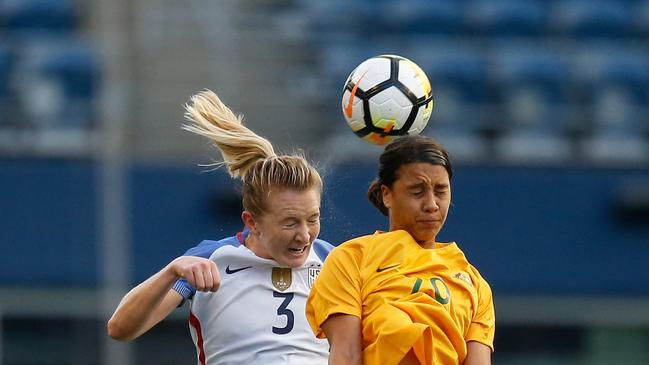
[168,256,221,292]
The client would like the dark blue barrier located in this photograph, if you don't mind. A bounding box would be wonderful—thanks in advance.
[0,159,97,286]
[130,165,244,280]
[1,160,648,296]
[320,163,649,296]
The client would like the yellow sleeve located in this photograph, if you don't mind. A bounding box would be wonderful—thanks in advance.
[306,241,363,338]
[466,274,495,351]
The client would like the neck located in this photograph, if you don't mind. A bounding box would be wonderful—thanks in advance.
[417,239,436,249]
[389,226,437,249]
[245,235,269,259]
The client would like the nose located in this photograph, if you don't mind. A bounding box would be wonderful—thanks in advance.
[295,222,311,243]
[423,191,439,213]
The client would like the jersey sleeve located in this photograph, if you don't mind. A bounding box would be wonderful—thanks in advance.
[306,240,363,338]
[466,271,496,351]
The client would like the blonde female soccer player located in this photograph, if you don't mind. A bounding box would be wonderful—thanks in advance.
[306,135,495,365]
[108,90,331,365]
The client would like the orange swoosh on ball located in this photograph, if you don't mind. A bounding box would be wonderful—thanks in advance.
[344,72,366,118]
[384,121,395,133]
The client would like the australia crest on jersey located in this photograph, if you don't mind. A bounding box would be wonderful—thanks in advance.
[272,267,292,291]
[308,265,321,289]
[453,271,473,287]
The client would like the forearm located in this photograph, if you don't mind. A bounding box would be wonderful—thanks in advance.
[463,341,491,365]
[329,346,362,365]
[107,265,180,341]
[322,314,363,365]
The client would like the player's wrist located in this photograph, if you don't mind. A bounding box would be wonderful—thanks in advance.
[164,258,185,280]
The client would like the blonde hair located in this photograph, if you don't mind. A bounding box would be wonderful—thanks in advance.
[183,89,322,216]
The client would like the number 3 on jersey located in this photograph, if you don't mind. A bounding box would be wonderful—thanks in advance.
[272,291,294,334]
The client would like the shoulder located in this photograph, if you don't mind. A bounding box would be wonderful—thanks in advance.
[183,233,244,259]
[325,231,402,263]
[337,230,414,251]
[451,243,493,293]
[468,263,492,290]
[312,238,335,262]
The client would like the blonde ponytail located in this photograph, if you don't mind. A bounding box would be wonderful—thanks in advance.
[182,89,276,178]
[182,89,323,217]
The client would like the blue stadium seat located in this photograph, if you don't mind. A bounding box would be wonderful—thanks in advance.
[494,128,574,164]
[572,46,649,164]
[491,46,574,163]
[580,130,649,164]
[412,44,490,123]
[0,42,13,127]
[423,127,490,163]
[0,0,79,34]
[0,42,12,100]
[574,47,649,133]
[316,38,380,96]
[631,1,649,37]
[550,0,631,38]
[491,46,571,132]
[413,44,490,104]
[465,0,548,37]
[409,45,490,161]
[378,0,464,36]
[15,36,99,128]
[299,0,381,41]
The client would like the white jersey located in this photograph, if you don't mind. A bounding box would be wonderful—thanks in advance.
[172,231,332,365]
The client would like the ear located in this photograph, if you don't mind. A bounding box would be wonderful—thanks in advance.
[241,211,259,234]
[381,185,392,210]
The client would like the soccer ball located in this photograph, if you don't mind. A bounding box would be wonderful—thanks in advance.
[341,54,434,145]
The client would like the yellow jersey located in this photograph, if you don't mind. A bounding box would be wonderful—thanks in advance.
[306,230,495,365]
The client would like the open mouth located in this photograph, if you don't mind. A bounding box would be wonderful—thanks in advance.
[288,246,308,254]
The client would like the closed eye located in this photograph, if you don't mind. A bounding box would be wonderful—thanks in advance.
[281,219,297,228]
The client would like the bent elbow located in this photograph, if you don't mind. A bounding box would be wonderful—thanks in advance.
[107,317,135,341]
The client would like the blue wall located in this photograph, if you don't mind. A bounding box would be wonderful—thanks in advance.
[0,159,97,286]
[1,160,648,296]
[319,163,649,296]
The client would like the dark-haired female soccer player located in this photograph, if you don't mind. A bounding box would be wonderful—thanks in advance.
[307,135,495,365]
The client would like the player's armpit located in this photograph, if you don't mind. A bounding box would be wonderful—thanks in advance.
[321,313,362,365]
[463,341,491,365]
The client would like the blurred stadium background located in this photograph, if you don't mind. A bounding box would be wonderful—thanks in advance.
[1,0,649,364]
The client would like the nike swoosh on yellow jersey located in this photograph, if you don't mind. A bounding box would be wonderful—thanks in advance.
[376,263,400,272]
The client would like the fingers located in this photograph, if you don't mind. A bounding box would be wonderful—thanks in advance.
[192,266,207,291]
[208,262,220,292]
[188,261,220,292]
[172,257,221,293]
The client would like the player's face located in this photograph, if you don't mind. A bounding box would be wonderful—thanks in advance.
[248,188,321,267]
[382,162,451,247]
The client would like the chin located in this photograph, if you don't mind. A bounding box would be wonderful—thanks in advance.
[282,259,307,268]
[279,255,309,268]
[413,231,437,244]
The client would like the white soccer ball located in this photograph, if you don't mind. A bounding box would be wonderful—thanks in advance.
[341,54,434,145]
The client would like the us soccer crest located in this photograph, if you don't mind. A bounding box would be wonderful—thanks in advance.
[272,267,292,291]
[308,266,321,289]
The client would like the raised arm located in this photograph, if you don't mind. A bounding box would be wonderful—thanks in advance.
[321,313,362,365]
[107,256,220,341]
